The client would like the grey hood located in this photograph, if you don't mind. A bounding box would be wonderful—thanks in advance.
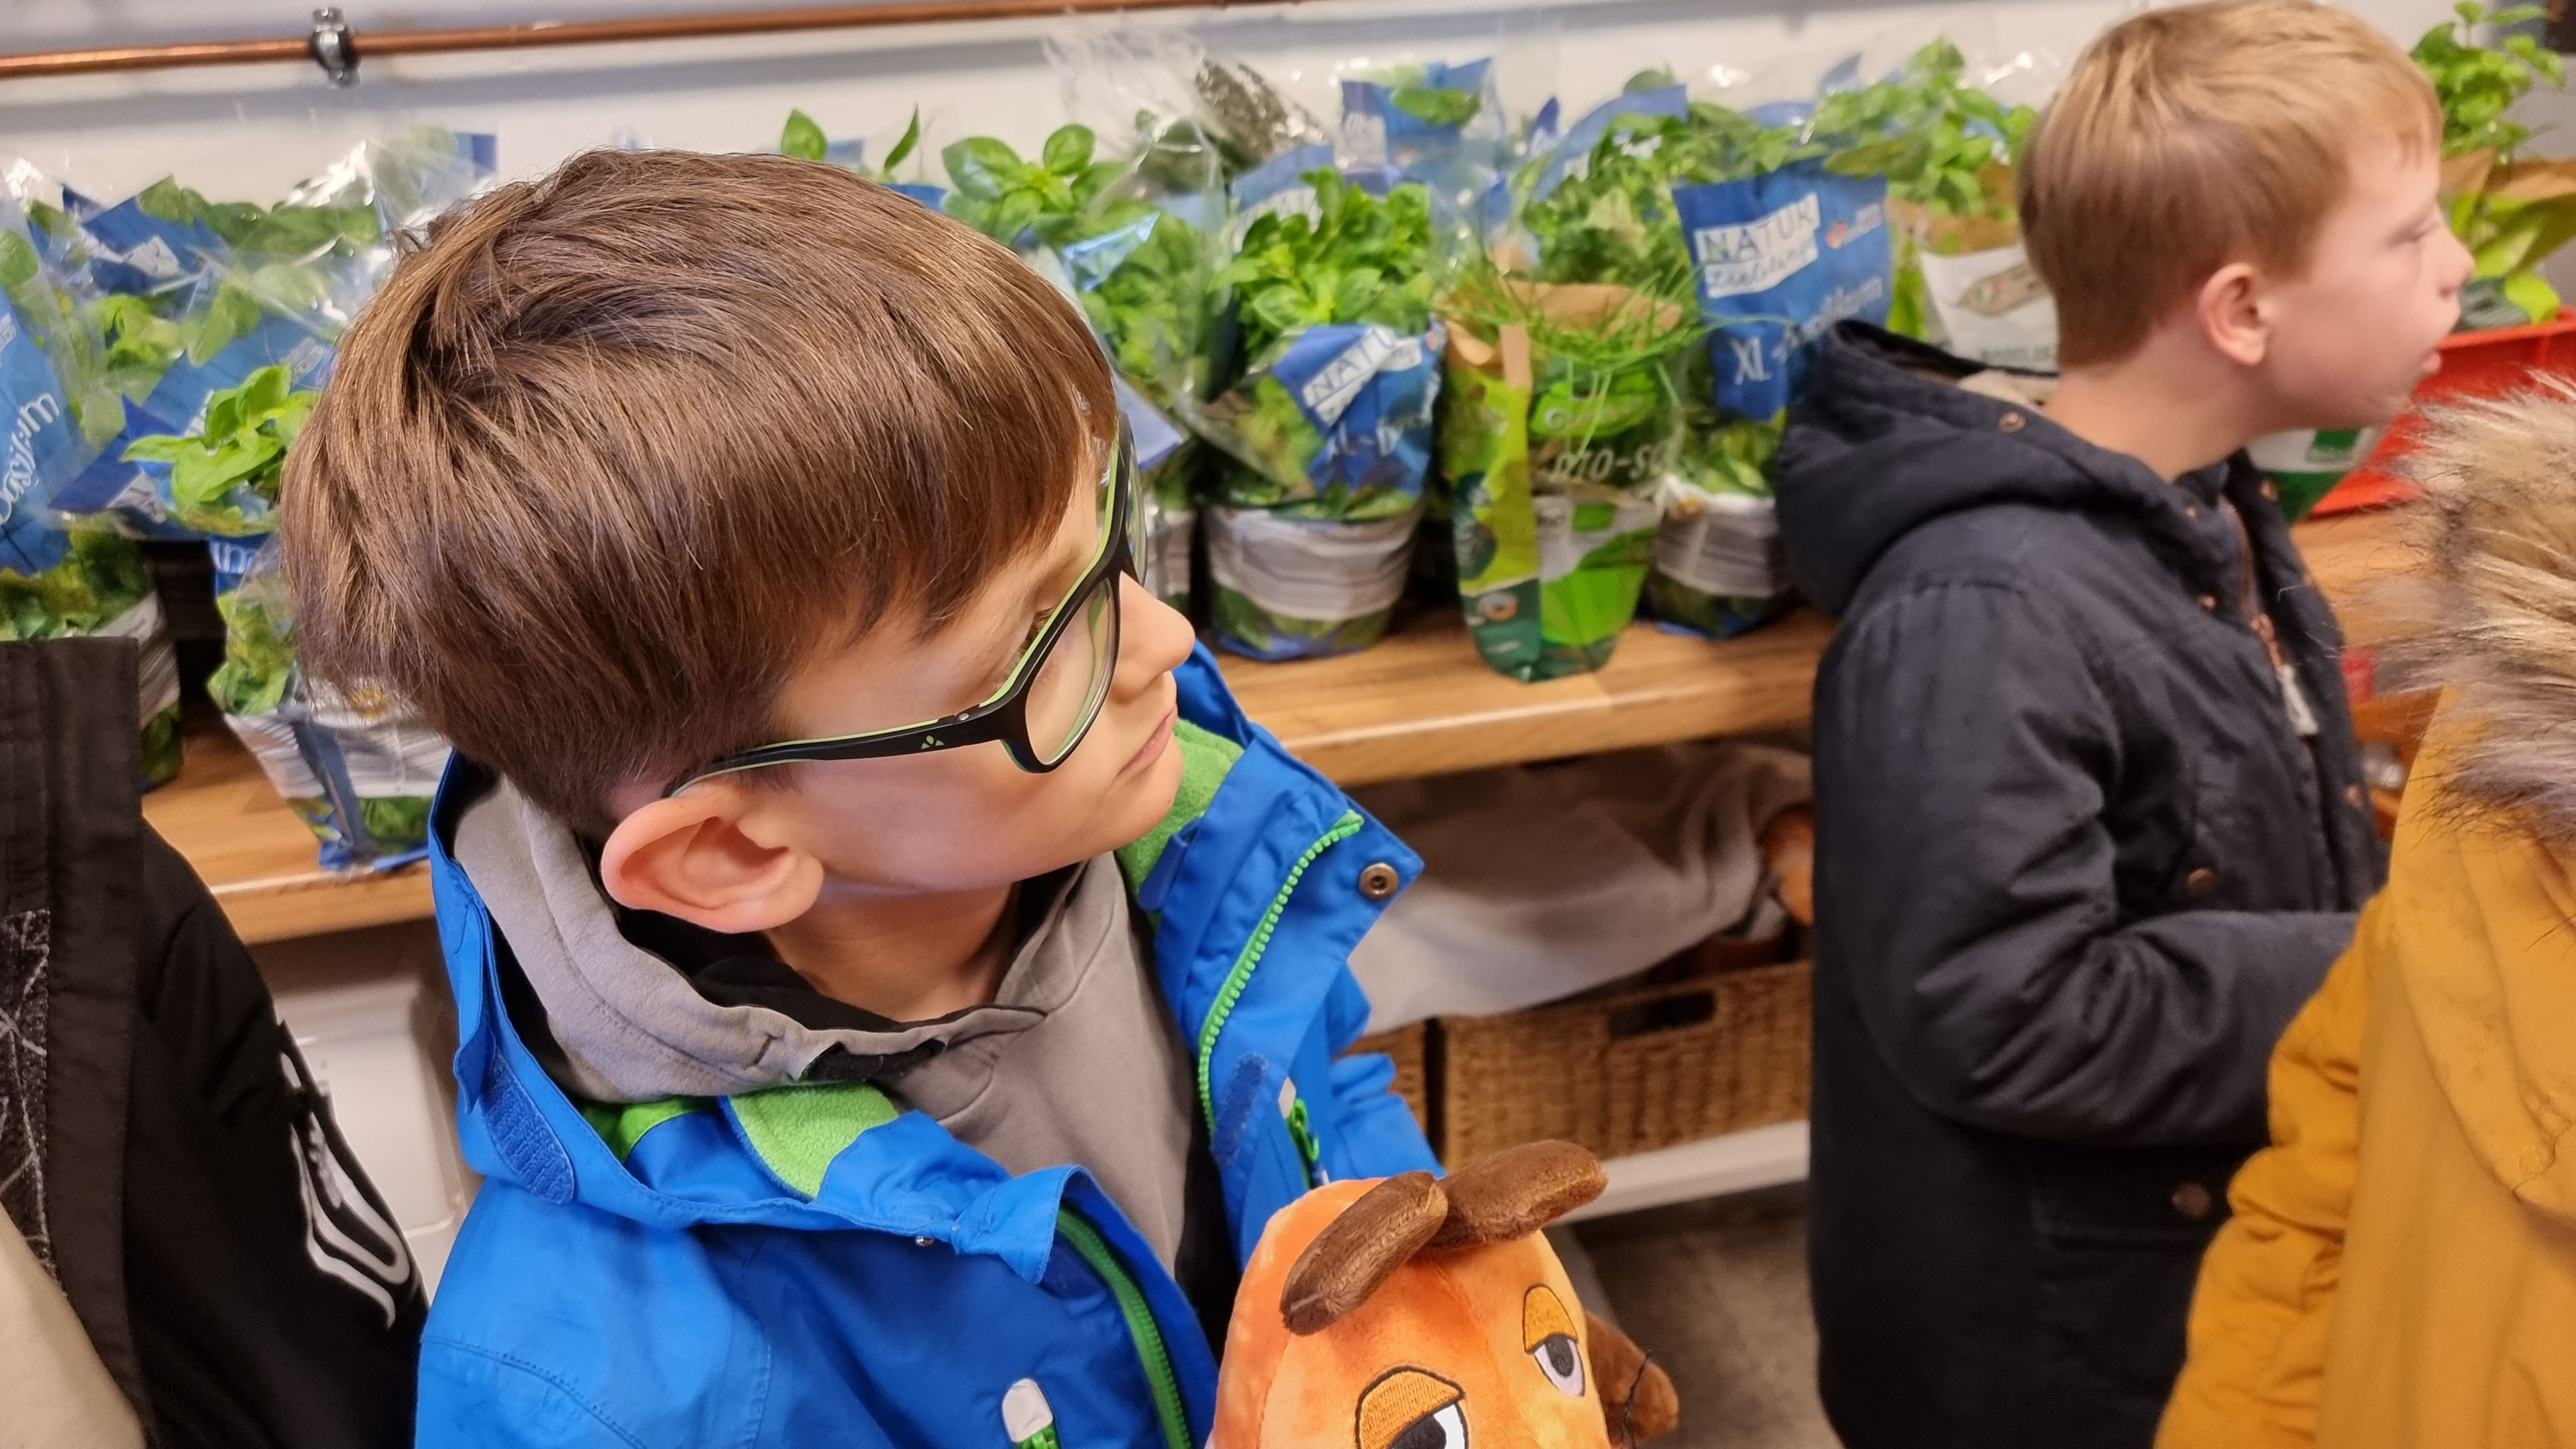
[451,776,1040,1104]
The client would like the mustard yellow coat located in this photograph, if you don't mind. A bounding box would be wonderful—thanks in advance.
[2155,723,2576,1448]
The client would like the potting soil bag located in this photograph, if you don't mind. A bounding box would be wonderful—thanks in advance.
[1439,282,1695,681]
[209,536,449,869]
[1206,504,1418,661]
[0,519,183,788]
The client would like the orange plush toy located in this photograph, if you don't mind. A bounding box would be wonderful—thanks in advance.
[1213,1140,1680,1449]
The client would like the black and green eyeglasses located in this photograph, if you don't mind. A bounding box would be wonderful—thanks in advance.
[664,421,1142,797]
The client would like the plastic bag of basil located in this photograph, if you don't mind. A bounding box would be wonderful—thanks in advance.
[1810,40,2049,370]
[201,533,449,867]
[943,117,1220,614]
[124,367,446,863]
[1646,89,1893,637]
[1183,166,1444,659]
[0,189,184,787]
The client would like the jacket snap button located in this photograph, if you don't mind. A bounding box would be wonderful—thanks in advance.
[2172,1182,2214,1220]
[1358,862,1402,900]
[1998,411,2027,433]
[2185,867,2219,899]
[914,1236,936,1248]
[2346,783,2366,808]
[2261,481,2279,502]
[2197,594,2218,612]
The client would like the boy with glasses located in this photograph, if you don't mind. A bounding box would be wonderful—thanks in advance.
[280,148,1437,1448]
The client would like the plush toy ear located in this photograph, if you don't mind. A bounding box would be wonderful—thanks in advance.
[1586,1310,1680,1446]
[1425,1140,1606,1249]
[1279,1170,1449,1336]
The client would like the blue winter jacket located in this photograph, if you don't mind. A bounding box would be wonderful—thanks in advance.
[413,648,1436,1448]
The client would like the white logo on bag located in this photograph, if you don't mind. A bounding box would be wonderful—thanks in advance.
[1298,327,1419,427]
[1694,194,1821,299]
[4,391,62,510]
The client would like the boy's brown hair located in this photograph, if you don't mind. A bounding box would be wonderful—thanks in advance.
[2020,0,2441,368]
[282,148,1115,837]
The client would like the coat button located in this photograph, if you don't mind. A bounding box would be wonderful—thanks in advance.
[2185,867,2219,899]
[2346,783,2366,808]
[1998,411,2027,433]
[2184,504,2200,520]
[1358,862,1402,900]
[2173,1182,2215,1220]
[2197,594,2218,612]
[2261,481,2279,502]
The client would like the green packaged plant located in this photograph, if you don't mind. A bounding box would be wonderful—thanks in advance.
[1438,271,1698,680]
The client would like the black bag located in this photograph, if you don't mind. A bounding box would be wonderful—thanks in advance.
[0,637,425,1449]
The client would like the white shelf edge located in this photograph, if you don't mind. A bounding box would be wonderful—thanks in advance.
[1563,1120,1811,1224]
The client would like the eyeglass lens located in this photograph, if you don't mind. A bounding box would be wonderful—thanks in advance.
[1027,570,1120,765]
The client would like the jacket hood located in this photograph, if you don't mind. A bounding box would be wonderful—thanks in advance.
[2398,379,2576,843]
[2379,380,2576,1224]
[1776,324,2204,614]
[448,773,1036,1104]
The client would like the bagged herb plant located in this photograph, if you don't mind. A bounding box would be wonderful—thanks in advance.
[1191,167,1447,659]
[1438,269,1697,679]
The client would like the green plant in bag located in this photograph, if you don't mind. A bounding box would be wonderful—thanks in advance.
[0,522,152,641]
[1521,103,1823,292]
[1220,168,1440,360]
[122,364,318,536]
[209,576,296,718]
[941,124,1132,248]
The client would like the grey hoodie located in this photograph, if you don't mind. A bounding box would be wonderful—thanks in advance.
[451,779,1197,1269]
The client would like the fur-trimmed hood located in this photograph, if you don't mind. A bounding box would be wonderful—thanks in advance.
[2398,379,2576,841]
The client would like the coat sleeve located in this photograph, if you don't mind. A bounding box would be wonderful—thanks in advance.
[1814,579,2355,1146]
[2155,905,2373,1449]
[1320,969,1440,1175]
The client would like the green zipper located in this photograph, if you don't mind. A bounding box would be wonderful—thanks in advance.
[1283,1090,1326,1187]
[1195,810,1365,1134]
[1056,1209,1191,1449]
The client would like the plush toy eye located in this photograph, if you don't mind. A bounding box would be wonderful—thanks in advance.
[1389,1402,1468,1449]
[1530,1332,1586,1397]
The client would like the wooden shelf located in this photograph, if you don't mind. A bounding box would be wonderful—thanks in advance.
[149,506,2417,945]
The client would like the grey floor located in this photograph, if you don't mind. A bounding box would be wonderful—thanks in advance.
[1575,1185,1843,1449]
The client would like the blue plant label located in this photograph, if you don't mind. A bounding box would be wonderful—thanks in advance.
[1674,161,1891,419]
[885,181,947,211]
[1057,211,1162,293]
[1340,58,1498,174]
[1264,319,1446,496]
[1527,86,1690,204]
[74,195,221,297]
[0,299,88,571]
[135,313,333,440]
[1227,144,1335,248]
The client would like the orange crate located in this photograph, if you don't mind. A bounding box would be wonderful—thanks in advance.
[2314,314,2576,516]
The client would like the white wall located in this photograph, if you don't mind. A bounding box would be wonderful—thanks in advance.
[0,0,2477,205]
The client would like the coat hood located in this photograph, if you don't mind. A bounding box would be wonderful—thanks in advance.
[2379,380,2576,1224]
[1776,323,2210,615]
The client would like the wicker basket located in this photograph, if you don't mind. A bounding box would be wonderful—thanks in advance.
[1348,1020,1431,1136]
[1434,958,1811,1165]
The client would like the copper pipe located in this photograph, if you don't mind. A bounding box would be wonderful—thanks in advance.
[0,0,1288,80]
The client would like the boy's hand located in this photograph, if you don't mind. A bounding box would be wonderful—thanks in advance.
[1761,804,1816,927]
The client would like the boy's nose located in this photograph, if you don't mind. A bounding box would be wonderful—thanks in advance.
[1110,574,1195,696]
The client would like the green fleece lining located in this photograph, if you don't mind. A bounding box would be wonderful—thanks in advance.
[576,1097,710,1161]
[727,1082,900,1197]
[1116,718,1242,893]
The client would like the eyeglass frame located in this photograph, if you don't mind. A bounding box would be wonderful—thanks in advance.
[662,419,1137,798]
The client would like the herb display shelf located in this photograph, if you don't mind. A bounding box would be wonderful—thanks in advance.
[146,508,2418,947]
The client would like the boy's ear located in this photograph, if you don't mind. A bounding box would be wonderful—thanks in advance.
[2195,260,2271,368]
[598,790,824,936]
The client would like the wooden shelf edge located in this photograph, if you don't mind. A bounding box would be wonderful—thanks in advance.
[1561,1120,1812,1223]
[150,506,2418,944]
